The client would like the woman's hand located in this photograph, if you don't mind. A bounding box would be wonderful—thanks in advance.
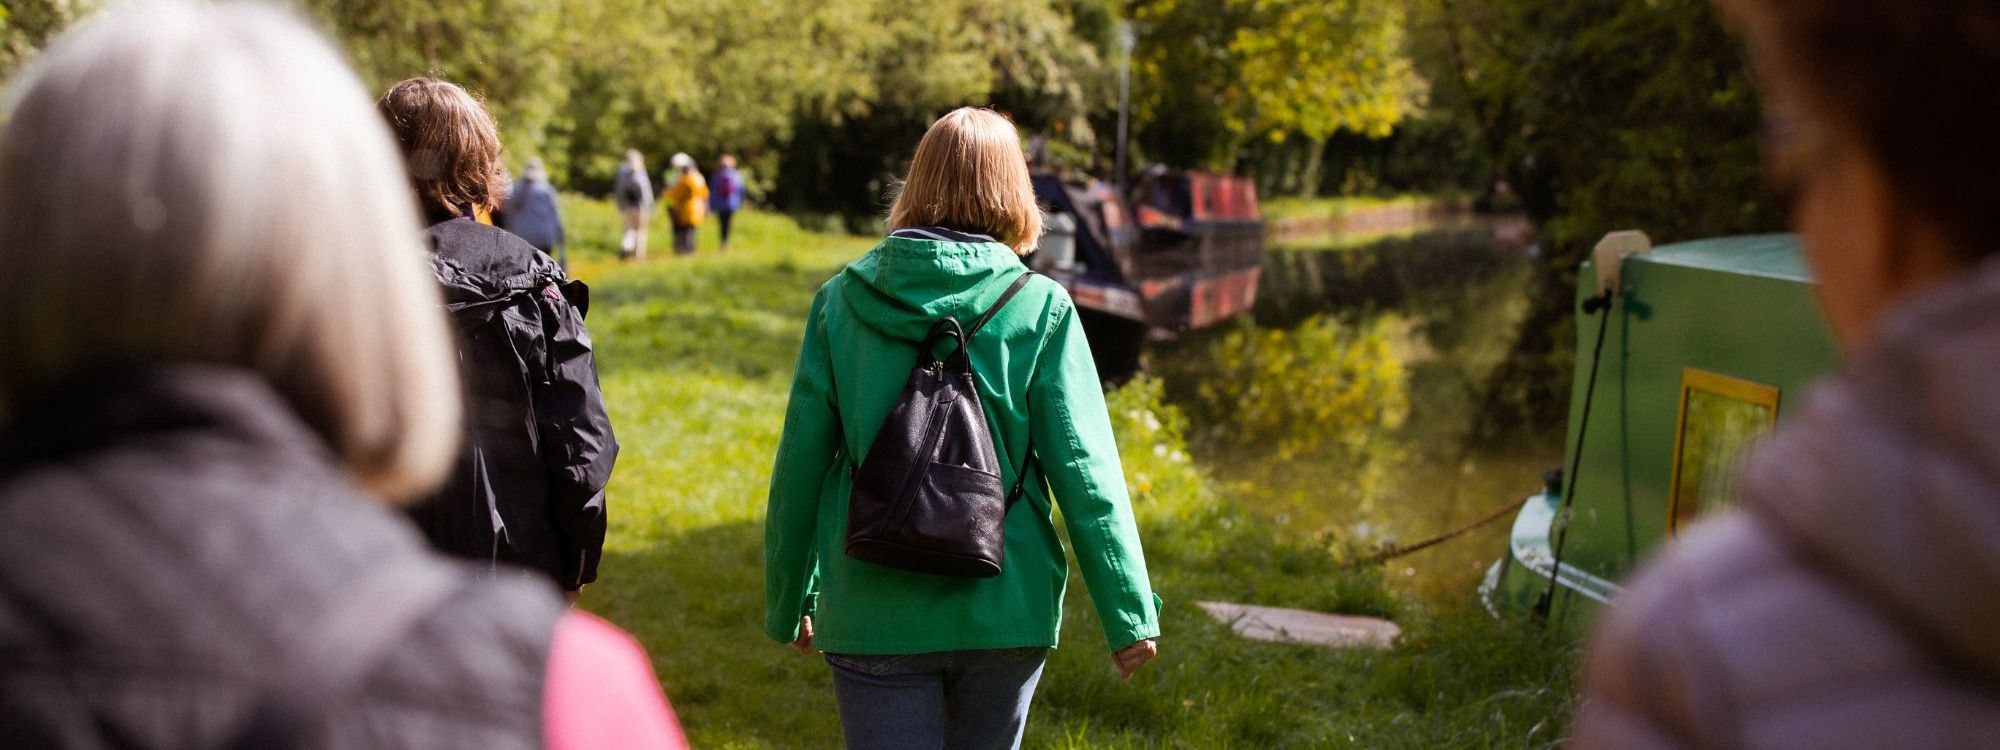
[1113,638,1157,679]
[792,616,815,655]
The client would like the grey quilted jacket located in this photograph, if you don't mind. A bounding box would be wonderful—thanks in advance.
[0,368,563,747]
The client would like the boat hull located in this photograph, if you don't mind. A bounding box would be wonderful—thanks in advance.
[1483,234,1839,630]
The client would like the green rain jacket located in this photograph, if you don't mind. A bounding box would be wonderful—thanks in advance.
[764,232,1162,655]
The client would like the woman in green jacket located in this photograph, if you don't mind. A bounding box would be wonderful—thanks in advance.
[764,107,1161,749]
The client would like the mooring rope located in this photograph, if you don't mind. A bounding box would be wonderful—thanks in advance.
[1532,291,1615,624]
[1356,493,1532,565]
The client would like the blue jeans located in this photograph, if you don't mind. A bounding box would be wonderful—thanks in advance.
[824,647,1048,750]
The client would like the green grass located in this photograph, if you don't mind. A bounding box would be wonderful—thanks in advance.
[1269,220,1493,253]
[1263,194,1484,254]
[563,198,1577,748]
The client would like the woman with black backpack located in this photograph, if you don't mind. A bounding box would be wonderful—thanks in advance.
[614,149,654,260]
[764,107,1162,750]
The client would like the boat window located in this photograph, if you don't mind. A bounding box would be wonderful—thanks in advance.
[1668,368,1781,535]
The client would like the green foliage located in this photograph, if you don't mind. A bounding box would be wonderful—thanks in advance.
[0,0,91,79]
[6,1,1447,216]
[1105,375,1203,516]
[1148,231,1555,604]
[1193,315,1410,462]
[1166,315,1416,555]
[1130,0,1418,171]
[21,0,1109,212]
[769,0,1113,224]
[1108,374,1399,617]
[1232,0,1417,143]
[296,0,565,170]
[1261,193,1442,224]
[1402,0,1780,437]
[1401,0,1777,250]
[283,0,1117,215]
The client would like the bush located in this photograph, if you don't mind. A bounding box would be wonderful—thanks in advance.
[1106,375,1398,618]
[1193,316,1408,459]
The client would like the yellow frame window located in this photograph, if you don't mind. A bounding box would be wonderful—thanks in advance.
[1668,368,1781,535]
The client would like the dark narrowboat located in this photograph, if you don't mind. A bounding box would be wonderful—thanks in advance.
[1030,169,1267,381]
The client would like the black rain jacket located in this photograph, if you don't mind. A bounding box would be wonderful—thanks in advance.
[412,216,618,589]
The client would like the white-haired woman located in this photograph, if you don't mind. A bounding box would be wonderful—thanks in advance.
[0,5,682,748]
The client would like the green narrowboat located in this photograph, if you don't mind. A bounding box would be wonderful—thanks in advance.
[1480,232,1841,632]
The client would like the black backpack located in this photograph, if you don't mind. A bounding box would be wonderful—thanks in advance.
[845,272,1038,578]
[615,167,646,206]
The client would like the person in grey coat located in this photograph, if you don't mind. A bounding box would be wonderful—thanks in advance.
[503,156,567,267]
[613,149,653,261]
[1572,0,2000,747]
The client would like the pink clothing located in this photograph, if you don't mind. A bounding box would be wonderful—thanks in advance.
[1573,261,2000,748]
[544,612,688,750]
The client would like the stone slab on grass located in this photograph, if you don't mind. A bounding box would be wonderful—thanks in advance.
[1197,601,1400,649]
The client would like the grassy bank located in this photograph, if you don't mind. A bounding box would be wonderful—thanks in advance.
[559,197,1576,747]
[1261,194,1453,225]
[1263,194,1483,253]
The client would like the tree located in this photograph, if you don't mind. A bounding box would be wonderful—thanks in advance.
[773,0,1113,225]
[1128,0,1417,174]
[1,0,93,79]
[296,0,567,178]
[1407,0,1779,437]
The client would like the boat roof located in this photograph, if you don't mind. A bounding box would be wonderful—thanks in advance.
[1637,233,1810,283]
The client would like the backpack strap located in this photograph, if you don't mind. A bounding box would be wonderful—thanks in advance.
[920,317,970,372]
[966,271,1038,338]
[977,270,1041,508]
[1006,434,1039,510]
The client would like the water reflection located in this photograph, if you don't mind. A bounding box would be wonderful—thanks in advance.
[1150,223,1560,602]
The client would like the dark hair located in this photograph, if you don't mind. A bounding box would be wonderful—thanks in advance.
[377,77,507,214]
[1722,0,2000,258]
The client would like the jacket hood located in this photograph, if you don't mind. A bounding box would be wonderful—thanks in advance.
[1742,258,2000,679]
[426,218,560,306]
[836,234,1031,342]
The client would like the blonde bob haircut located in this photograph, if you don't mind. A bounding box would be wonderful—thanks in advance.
[888,107,1045,255]
[0,2,461,502]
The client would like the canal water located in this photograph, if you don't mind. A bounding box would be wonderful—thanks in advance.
[1148,222,1562,604]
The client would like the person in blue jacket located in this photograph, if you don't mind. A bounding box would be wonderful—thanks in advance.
[709,154,745,252]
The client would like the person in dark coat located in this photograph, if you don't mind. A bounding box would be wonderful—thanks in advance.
[378,76,620,599]
[0,5,681,747]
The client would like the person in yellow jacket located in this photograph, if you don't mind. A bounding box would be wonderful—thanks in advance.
[664,152,709,255]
